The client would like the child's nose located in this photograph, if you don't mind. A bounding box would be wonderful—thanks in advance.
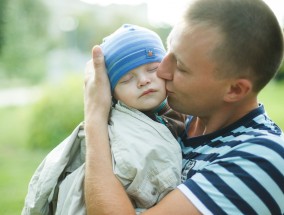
[137,74,151,88]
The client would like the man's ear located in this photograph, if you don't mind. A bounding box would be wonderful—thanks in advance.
[224,79,253,102]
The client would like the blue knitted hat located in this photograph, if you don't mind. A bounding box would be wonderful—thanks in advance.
[100,24,166,92]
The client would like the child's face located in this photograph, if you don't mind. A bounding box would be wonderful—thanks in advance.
[114,62,166,111]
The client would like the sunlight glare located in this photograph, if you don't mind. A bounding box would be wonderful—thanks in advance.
[79,0,284,26]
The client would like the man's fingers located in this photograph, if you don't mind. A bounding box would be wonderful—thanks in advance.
[92,45,106,75]
[84,60,94,86]
[84,45,105,85]
[92,45,110,92]
[84,45,112,118]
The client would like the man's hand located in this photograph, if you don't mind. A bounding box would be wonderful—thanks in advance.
[84,46,136,215]
[84,45,112,124]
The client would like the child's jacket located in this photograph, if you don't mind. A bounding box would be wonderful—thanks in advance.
[22,102,182,214]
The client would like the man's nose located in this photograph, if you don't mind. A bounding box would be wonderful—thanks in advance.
[157,54,174,80]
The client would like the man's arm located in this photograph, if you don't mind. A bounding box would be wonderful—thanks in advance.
[84,46,135,215]
[84,118,135,214]
[84,46,201,215]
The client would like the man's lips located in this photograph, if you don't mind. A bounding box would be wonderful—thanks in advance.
[140,89,156,97]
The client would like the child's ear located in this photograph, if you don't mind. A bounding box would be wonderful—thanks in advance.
[224,79,253,102]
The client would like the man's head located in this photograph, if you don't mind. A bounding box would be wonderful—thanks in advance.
[157,0,283,116]
[101,24,167,111]
[184,0,284,92]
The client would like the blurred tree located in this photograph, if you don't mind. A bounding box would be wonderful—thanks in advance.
[275,60,284,81]
[27,75,83,149]
[0,1,172,84]
[74,4,146,53]
[0,0,50,83]
[0,0,8,54]
[74,4,171,54]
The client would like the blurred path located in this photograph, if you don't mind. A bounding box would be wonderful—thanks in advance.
[0,87,41,107]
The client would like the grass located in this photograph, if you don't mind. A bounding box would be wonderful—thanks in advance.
[0,106,48,215]
[0,145,47,215]
[0,81,283,215]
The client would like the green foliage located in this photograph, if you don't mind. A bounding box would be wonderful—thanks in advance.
[0,105,48,214]
[74,4,171,53]
[0,0,8,54]
[27,75,84,149]
[275,60,284,81]
[0,0,50,82]
[259,81,284,130]
[0,1,171,84]
[0,106,31,147]
[0,144,47,215]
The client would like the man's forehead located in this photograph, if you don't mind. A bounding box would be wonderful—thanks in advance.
[169,21,222,47]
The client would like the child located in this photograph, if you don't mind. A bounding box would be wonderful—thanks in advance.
[22,24,185,215]
[100,24,185,210]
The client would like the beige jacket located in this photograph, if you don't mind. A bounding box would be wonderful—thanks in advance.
[22,102,182,214]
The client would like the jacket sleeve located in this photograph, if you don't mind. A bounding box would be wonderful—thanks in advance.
[21,122,84,215]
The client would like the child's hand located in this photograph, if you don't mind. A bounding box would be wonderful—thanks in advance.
[84,45,112,124]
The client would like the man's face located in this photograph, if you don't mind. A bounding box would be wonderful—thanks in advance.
[157,22,230,118]
[114,62,166,111]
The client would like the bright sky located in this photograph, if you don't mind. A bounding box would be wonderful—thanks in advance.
[80,0,284,27]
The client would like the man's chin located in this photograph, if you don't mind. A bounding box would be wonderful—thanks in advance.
[167,96,178,110]
[167,97,188,114]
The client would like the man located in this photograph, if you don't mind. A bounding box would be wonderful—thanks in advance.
[84,0,284,214]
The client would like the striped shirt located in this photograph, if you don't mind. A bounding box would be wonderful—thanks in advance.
[177,104,284,215]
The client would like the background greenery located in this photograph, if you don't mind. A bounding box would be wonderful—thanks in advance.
[0,0,283,214]
[27,75,84,149]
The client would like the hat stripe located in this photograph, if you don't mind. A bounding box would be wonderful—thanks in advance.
[109,47,166,73]
[105,34,164,66]
[109,47,166,75]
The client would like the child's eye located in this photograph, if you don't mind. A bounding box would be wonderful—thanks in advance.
[148,66,158,72]
[119,74,133,83]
